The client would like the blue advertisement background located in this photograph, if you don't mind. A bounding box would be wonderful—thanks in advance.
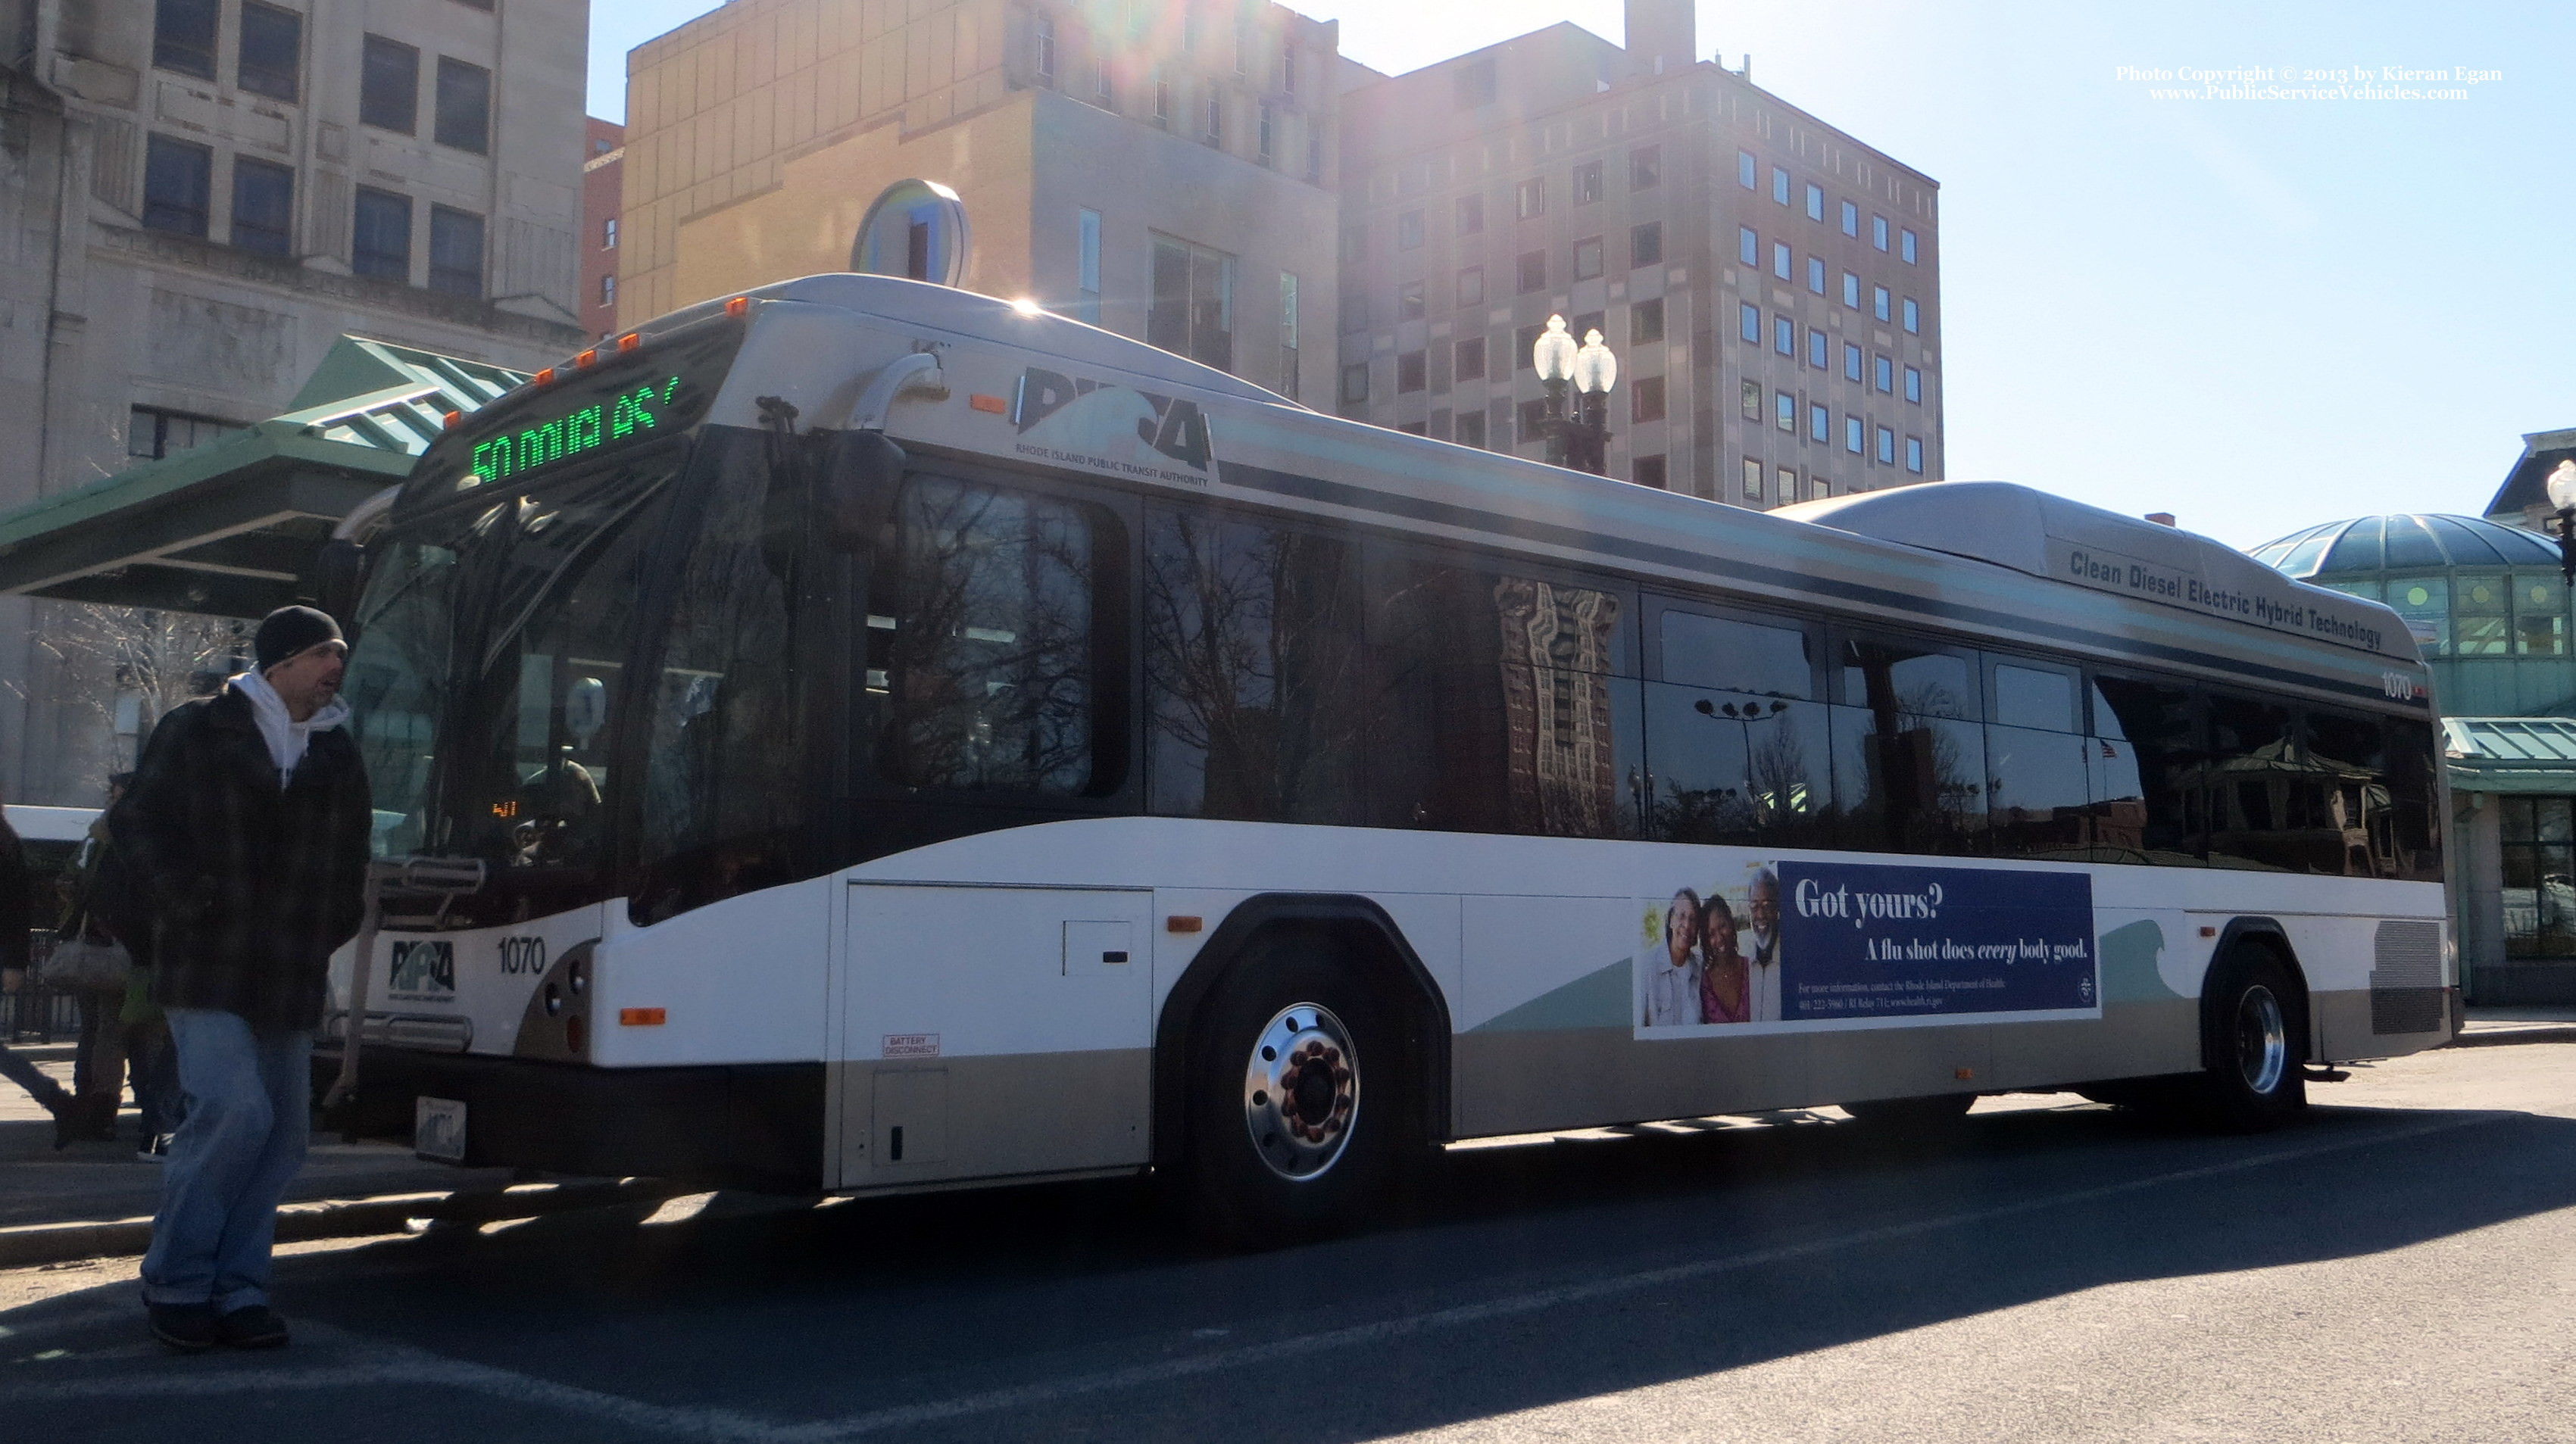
[1775,862,2096,1020]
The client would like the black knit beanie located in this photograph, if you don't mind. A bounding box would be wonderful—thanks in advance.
[254,605,344,672]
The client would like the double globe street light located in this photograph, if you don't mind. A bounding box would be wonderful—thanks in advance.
[1532,314,1619,476]
[2546,458,2576,586]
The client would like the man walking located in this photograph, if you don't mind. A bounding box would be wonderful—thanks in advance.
[122,607,370,1352]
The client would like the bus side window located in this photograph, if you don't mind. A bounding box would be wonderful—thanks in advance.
[2205,693,2303,872]
[1646,607,1825,848]
[2306,706,2395,878]
[1829,634,1984,856]
[1985,660,2087,860]
[2382,716,2443,883]
[2088,675,2203,865]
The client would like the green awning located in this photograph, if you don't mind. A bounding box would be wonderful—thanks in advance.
[2446,716,2576,794]
[0,336,526,618]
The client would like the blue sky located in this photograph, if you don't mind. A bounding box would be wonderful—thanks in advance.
[589,2,2572,550]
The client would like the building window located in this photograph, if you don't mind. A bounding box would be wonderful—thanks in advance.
[1902,227,1919,264]
[1457,265,1484,307]
[352,186,412,280]
[1574,160,1603,204]
[603,217,619,248]
[1775,391,1794,432]
[1633,376,1666,423]
[1515,323,1543,370]
[1633,455,1667,489]
[1339,291,1369,334]
[1773,315,1794,355]
[1772,167,1790,204]
[1631,220,1662,268]
[1631,144,1663,191]
[1737,150,1756,189]
[1518,398,1550,445]
[1454,335,1486,381]
[1808,328,1827,369]
[230,157,294,254]
[1877,426,1896,463]
[1078,209,1103,323]
[1341,362,1369,405]
[1572,309,1605,347]
[1400,281,1426,320]
[1455,411,1486,448]
[1905,366,1922,403]
[153,0,219,80]
[1257,103,1274,163]
[1516,176,1545,219]
[1772,242,1790,280]
[1235,20,1251,74]
[361,35,419,134]
[1739,379,1761,420]
[1809,402,1829,442]
[1841,200,1859,236]
[1875,355,1894,392]
[1397,350,1426,394]
[1738,226,1758,267]
[1903,297,1920,334]
[1778,466,1797,501]
[1278,270,1298,398]
[1906,436,1925,474]
[1035,17,1055,80]
[1397,208,1424,251]
[1204,93,1223,145]
[1743,457,1764,501]
[1517,250,1545,294]
[1631,297,1663,345]
[1148,233,1235,371]
[434,58,491,154]
[1094,55,1115,106]
[1455,55,1498,109]
[1456,193,1485,235]
[1847,416,1864,454]
[1282,42,1299,96]
[1873,214,1890,250]
[127,405,242,461]
[601,273,617,307]
[1806,256,1825,295]
[1154,70,1173,123]
[429,205,483,297]
[1844,342,1862,382]
[1804,182,1823,220]
[141,135,212,238]
[236,2,302,101]
[1573,236,1603,281]
[1739,303,1760,344]
[1873,285,1891,323]
[1842,271,1859,307]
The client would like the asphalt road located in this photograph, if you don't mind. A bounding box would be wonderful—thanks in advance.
[4,1043,2573,1443]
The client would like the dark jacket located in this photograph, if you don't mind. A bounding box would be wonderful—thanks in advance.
[0,814,26,975]
[115,685,373,1031]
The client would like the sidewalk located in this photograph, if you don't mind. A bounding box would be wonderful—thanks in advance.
[2454,1006,2576,1047]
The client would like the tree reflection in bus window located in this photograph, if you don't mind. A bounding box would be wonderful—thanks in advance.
[345,539,457,856]
[882,476,1098,794]
[2088,675,2203,864]
[1647,612,1824,847]
[1831,636,1983,854]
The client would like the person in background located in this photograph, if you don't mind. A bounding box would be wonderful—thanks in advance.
[60,775,134,1143]
[0,796,83,1146]
[121,607,371,1353]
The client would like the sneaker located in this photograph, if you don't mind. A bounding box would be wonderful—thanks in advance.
[136,1134,171,1163]
[148,1302,220,1353]
[43,1091,79,1152]
[214,1305,289,1349]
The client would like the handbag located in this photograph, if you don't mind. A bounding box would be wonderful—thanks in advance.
[36,931,132,992]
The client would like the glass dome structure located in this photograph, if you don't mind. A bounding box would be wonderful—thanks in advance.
[2250,514,2569,660]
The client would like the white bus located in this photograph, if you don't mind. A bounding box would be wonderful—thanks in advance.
[329,275,2452,1239]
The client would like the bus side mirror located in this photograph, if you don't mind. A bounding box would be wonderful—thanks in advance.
[821,430,907,552]
[316,538,367,628]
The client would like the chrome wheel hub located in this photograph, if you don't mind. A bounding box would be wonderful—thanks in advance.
[1241,1003,1360,1182]
[2236,985,2287,1096]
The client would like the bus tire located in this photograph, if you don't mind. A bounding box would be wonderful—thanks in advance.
[2194,947,2308,1133]
[1183,936,1419,1247]
[1840,1093,1975,1129]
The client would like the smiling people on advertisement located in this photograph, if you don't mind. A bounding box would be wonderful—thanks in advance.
[1641,888,1704,1027]
[1745,866,1784,1022]
[1697,894,1752,1025]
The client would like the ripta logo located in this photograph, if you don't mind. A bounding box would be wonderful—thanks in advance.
[388,940,457,1000]
[1011,368,1212,472]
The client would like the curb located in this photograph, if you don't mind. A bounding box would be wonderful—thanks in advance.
[2449,1025,2576,1049]
[0,1177,692,1271]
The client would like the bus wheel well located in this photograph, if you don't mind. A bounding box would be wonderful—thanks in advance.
[2201,919,2313,1066]
[1152,895,1453,1173]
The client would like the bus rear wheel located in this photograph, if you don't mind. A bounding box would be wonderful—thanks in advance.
[2194,948,2308,1133]
[1183,938,1419,1247]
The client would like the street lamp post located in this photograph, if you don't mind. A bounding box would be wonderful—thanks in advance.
[2549,459,2576,587]
[1532,315,1577,469]
[1529,315,1621,476]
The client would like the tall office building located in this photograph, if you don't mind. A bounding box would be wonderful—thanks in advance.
[618,0,1341,403]
[1335,0,1943,504]
[0,0,589,800]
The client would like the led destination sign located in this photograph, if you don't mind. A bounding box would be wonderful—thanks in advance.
[468,375,682,485]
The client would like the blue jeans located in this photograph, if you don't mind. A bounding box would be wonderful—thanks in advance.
[140,1009,311,1313]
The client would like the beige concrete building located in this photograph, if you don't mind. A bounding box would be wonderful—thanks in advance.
[1336,0,1944,505]
[619,0,1340,402]
[0,0,590,802]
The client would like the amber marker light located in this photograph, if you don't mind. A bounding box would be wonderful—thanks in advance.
[1166,915,1203,934]
[724,295,751,317]
[617,332,641,352]
[619,1007,667,1026]
[533,367,556,386]
[969,394,1008,414]
[575,348,598,368]
[442,410,461,430]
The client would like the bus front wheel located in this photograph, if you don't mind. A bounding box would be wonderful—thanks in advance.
[2194,948,2308,1133]
[1183,937,1419,1246]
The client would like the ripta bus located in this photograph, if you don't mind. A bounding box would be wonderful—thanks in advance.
[324,274,2453,1240]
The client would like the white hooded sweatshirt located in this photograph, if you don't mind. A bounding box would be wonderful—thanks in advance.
[233,667,351,788]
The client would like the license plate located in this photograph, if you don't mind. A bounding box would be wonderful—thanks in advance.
[414,1096,467,1162]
